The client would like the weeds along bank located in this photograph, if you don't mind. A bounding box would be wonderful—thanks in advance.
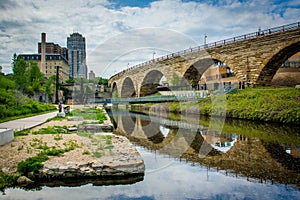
[131,87,300,124]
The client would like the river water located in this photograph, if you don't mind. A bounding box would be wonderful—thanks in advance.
[2,108,300,200]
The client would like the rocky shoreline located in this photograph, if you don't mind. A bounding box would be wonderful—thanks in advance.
[0,105,145,188]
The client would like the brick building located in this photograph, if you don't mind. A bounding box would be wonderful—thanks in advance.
[19,33,70,82]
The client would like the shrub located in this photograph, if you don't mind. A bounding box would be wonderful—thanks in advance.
[96,109,107,124]
[17,155,49,176]
[32,126,70,135]
[0,170,18,190]
[93,152,102,158]
[40,149,65,156]
[82,149,90,155]
[14,129,30,137]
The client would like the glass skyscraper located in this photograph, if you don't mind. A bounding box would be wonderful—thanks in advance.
[67,32,87,79]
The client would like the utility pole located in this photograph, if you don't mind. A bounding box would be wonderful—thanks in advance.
[55,66,61,104]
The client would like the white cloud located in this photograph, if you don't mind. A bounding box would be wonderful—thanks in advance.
[0,0,299,77]
[88,27,198,77]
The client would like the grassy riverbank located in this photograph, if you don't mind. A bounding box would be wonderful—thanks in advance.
[0,73,57,122]
[132,87,300,124]
[209,87,300,124]
[0,89,56,123]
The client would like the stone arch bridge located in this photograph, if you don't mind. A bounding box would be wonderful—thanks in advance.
[108,22,300,97]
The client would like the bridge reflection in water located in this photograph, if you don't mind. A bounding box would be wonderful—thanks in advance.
[108,108,300,187]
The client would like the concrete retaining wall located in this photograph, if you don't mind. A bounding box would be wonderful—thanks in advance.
[0,128,14,146]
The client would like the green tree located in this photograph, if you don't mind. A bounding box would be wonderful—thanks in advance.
[65,78,75,84]
[45,75,56,102]
[29,61,44,92]
[13,55,44,96]
[13,56,29,92]
[98,77,108,86]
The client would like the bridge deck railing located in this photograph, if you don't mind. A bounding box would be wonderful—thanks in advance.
[107,91,210,104]
[95,87,238,104]
[110,21,300,80]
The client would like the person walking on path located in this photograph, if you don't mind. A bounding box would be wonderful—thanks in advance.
[58,102,62,113]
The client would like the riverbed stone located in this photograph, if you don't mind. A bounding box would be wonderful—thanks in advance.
[17,176,34,185]
[78,123,113,132]
[68,127,78,132]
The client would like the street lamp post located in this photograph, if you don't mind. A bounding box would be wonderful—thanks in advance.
[55,66,61,104]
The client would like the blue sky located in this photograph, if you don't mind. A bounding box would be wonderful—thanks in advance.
[109,0,153,8]
[0,0,299,77]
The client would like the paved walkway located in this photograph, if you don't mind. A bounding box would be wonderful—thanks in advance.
[0,111,58,131]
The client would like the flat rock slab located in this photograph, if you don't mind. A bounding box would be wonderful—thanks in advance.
[78,123,113,132]
[38,134,145,180]
[68,116,84,121]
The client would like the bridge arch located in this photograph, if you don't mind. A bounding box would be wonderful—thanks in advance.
[140,70,164,97]
[183,58,216,88]
[112,82,118,98]
[121,113,137,135]
[184,58,240,90]
[256,41,300,86]
[140,117,165,144]
[121,77,136,98]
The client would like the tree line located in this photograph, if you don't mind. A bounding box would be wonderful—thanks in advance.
[0,54,108,120]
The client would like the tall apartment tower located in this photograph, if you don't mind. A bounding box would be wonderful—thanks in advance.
[67,32,87,79]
